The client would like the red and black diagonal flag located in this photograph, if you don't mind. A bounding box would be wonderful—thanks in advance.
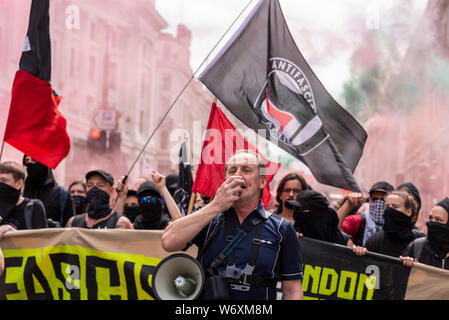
[199,0,367,192]
[4,0,70,169]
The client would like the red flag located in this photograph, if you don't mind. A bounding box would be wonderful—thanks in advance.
[3,0,70,169]
[4,69,70,169]
[192,101,280,208]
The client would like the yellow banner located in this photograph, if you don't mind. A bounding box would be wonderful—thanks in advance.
[0,228,196,300]
[2,228,449,300]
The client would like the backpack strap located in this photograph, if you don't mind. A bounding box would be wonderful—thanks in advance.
[59,186,69,225]
[411,228,423,239]
[412,237,426,260]
[24,200,36,229]
[355,213,366,246]
[375,230,384,253]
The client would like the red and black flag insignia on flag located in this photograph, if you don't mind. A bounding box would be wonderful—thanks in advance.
[4,0,70,169]
[199,0,367,192]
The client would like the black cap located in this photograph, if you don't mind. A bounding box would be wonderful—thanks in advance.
[85,170,114,186]
[369,181,394,196]
[436,198,449,216]
[127,189,138,198]
[137,180,160,198]
[165,174,179,188]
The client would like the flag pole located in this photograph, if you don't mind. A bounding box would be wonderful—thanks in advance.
[123,0,256,180]
[0,140,4,162]
[187,171,196,215]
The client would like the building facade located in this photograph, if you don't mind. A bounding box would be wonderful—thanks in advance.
[0,0,213,187]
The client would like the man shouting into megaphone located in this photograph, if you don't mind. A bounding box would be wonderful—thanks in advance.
[161,150,303,300]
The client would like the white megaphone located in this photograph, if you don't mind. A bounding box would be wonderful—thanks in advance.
[152,253,205,300]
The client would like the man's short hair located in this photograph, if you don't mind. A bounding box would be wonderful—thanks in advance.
[0,161,27,182]
[224,150,266,177]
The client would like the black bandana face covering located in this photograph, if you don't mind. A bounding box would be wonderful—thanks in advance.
[0,181,21,220]
[427,221,449,256]
[383,207,413,241]
[86,187,111,219]
[124,206,139,223]
[25,162,48,185]
[72,195,87,209]
[72,195,87,215]
[139,199,163,226]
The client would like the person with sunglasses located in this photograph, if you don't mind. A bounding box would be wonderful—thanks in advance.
[133,170,182,230]
[274,172,311,226]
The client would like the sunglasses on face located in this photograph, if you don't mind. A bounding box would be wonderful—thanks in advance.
[139,196,159,205]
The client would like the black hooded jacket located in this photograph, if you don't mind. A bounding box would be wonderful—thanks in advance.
[402,198,449,269]
[23,158,75,226]
[404,237,449,270]
[290,190,348,245]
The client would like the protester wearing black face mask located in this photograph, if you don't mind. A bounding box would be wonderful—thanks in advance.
[134,181,170,230]
[0,161,47,230]
[402,198,449,270]
[23,155,75,227]
[123,190,139,223]
[69,180,88,215]
[113,170,182,229]
[286,189,350,246]
[66,170,133,229]
[363,191,424,258]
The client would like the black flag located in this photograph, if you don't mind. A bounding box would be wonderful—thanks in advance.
[199,0,367,192]
[173,139,194,216]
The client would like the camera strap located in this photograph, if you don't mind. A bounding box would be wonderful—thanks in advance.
[225,214,263,268]
[206,214,264,274]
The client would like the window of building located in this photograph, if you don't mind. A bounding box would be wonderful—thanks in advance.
[89,55,96,82]
[162,74,171,92]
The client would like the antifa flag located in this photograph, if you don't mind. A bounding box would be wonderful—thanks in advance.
[192,101,280,208]
[173,139,194,216]
[199,0,367,192]
[4,0,70,169]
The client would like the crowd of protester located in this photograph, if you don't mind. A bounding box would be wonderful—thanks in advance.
[1,154,449,284]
